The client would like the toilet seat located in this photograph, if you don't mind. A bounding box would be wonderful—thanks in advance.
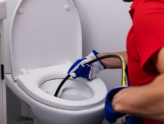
[17,63,107,110]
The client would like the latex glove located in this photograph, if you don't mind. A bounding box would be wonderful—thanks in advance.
[68,50,106,80]
[105,86,130,124]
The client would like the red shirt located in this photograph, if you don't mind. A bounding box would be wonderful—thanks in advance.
[127,0,164,123]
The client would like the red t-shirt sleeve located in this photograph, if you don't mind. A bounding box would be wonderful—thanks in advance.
[133,0,164,73]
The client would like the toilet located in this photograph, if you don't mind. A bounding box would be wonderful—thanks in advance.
[5,0,107,124]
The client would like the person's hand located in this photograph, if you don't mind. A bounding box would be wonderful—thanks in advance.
[105,86,130,124]
[68,50,106,80]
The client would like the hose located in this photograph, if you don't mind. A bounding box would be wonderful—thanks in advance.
[54,54,126,97]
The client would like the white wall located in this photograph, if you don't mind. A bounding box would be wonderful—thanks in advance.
[73,0,132,90]
[4,0,19,73]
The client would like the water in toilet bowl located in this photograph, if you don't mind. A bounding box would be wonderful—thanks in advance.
[40,79,93,101]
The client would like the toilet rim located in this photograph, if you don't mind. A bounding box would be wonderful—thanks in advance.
[17,64,107,110]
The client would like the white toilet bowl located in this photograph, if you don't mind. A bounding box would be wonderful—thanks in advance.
[6,63,107,124]
[4,0,107,124]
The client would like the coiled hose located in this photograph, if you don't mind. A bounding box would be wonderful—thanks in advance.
[54,54,127,97]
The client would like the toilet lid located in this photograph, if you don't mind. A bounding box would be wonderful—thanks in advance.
[10,0,82,80]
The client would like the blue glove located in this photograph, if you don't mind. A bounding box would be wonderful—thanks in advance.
[68,50,106,80]
[105,86,130,124]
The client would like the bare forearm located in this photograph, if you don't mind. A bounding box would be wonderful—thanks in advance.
[97,51,127,69]
[112,74,164,121]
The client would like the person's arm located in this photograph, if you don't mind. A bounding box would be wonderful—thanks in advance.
[97,51,127,69]
[112,47,164,121]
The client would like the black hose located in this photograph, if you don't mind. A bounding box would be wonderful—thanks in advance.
[54,54,124,97]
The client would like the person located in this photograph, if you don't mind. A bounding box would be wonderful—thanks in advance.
[68,0,164,123]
